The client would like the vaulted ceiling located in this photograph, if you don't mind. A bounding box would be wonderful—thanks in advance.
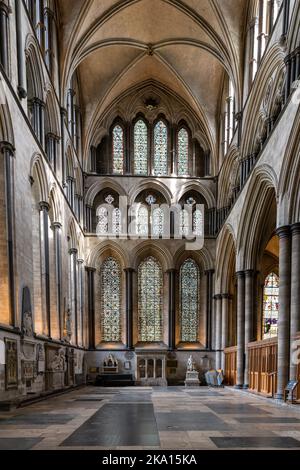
[58,0,248,161]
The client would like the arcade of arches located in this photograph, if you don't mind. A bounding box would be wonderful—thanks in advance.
[0,0,300,412]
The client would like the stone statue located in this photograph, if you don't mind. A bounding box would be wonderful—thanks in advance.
[103,353,118,368]
[21,287,34,337]
[63,308,72,342]
[185,355,200,387]
[23,311,33,337]
[187,355,196,372]
[50,348,65,371]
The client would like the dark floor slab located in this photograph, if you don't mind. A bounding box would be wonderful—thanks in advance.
[211,436,300,448]
[235,416,300,423]
[61,403,159,447]
[0,413,75,425]
[111,393,152,403]
[74,398,104,402]
[185,391,223,397]
[0,438,43,450]
[156,411,231,431]
[205,403,271,414]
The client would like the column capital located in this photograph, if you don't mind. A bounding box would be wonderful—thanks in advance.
[291,222,300,235]
[124,267,135,273]
[85,266,96,273]
[275,225,291,238]
[205,269,215,275]
[39,201,50,212]
[236,270,245,278]
[0,141,15,155]
[69,248,78,255]
[0,1,10,14]
[51,221,62,230]
[166,268,177,274]
[245,269,255,277]
[213,294,222,300]
[221,293,232,300]
[77,258,84,265]
[60,107,67,117]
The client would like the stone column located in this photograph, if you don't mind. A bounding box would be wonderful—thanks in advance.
[0,1,9,74]
[276,226,291,399]
[39,201,51,337]
[86,267,96,349]
[60,107,67,184]
[244,269,255,388]
[69,248,78,345]
[52,222,62,339]
[167,269,176,350]
[1,142,16,326]
[214,294,222,369]
[236,271,245,388]
[205,270,214,349]
[290,223,300,381]
[221,294,230,371]
[125,268,134,349]
[15,0,27,98]
[77,258,84,347]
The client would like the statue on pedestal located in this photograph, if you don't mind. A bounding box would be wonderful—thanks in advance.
[185,354,200,388]
[63,308,72,343]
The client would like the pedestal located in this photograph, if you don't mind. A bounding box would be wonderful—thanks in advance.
[185,370,200,387]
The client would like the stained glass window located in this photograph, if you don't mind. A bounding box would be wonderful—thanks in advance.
[152,207,164,237]
[263,272,279,339]
[134,120,148,175]
[137,205,149,236]
[179,209,190,236]
[112,208,121,235]
[154,120,168,176]
[97,207,108,235]
[100,257,122,342]
[138,256,163,341]
[180,259,199,342]
[178,128,189,176]
[112,124,124,174]
[193,209,203,237]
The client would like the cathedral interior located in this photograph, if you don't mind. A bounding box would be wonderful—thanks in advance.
[0,0,300,452]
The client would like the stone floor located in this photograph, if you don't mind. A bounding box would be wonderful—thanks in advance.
[0,386,300,450]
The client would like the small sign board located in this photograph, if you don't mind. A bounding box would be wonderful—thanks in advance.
[284,380,298,403]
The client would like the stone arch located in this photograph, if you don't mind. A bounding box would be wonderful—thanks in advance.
[241,44,285,156]
[237,165,278,271]
[131,241,173,272]
[85,179,127,207]
[87,240,129,269]
[216,224,236,294]
[30,154,49,203]
[25,34,45,101]
[129,179,172,206]
[175,181,215,208]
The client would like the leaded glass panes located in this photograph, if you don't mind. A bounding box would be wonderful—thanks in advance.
[263,272,279,339]
[134,120,148,175]
[154,121,168,176]
[137,205,149,236]
[180,259,199,342]
[179,209,190,236]
[138,256,163,341]
[178,128,189,176]
[100,257,122,342]
[152,207,164,237]
[193,209,203,237]
[97,207,108,235]
[112,208,121,235]
[112,125,124,174]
